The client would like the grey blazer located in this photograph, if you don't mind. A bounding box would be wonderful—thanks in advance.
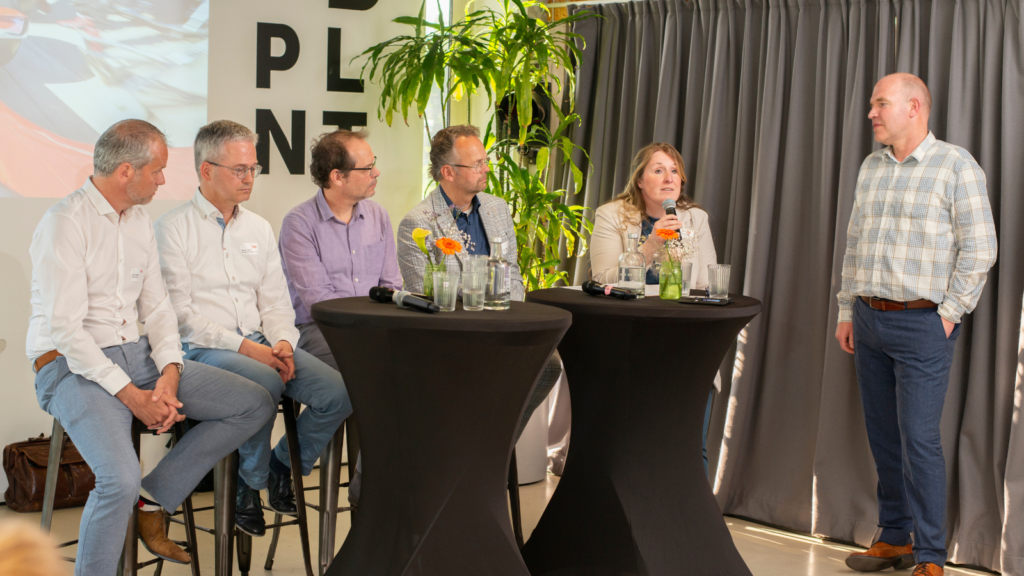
[396,188,526,301]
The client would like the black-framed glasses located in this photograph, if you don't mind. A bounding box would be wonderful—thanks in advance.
[348,156,377,172]
[208,162,262,180]
[450,159,490,173]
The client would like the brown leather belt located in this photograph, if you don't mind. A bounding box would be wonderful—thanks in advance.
[34,350,63,372]
[861,296,938,311]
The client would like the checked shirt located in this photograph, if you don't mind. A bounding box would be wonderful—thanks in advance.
[837,132,997,324]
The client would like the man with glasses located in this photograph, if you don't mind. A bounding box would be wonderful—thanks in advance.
[154,120,352,536]
[277,128,400,503]
[397,124,562,442]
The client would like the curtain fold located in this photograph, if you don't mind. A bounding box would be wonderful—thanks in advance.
[565,1,1024,573]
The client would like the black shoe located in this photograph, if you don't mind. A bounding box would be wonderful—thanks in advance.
[267,466,297,516]
[235,485,266,537]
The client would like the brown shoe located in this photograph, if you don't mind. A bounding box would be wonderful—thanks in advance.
[138,509,191,564]
[846,541,915,572]
[912,563,944,576]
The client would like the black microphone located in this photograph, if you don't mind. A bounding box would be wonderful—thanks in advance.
[368,286,440,313]
[581,281,639,300]
[662,198,677,217]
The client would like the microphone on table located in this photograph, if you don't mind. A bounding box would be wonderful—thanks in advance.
[581,281,639,301]
[368,286,440,313]
[662,198,678,217]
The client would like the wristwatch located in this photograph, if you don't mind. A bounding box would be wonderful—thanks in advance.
[169,362,184,376]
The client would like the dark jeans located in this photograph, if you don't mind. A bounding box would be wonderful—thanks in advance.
[852,297,960,566]
[702,390,714,477]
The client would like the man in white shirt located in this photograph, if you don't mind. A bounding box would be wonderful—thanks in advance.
[154,120,352,537]
[27,119,275,576]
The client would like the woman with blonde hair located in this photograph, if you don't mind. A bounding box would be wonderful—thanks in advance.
[589,142,720,474]
[589,143,717,288]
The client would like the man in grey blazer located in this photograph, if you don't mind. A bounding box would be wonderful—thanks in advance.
[397,124,561,439]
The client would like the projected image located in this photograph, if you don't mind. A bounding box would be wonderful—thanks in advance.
[0,0,207,199]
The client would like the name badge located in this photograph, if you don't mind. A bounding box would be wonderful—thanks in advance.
[130,268,144,281]
[240,242,259,255]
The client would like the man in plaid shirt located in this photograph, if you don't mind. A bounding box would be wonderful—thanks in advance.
[836,74,997,576]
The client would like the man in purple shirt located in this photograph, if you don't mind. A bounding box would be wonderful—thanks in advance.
[279,129,400,504]
[279,129,401,370]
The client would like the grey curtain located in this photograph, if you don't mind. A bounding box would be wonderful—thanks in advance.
[563,1,1024,573]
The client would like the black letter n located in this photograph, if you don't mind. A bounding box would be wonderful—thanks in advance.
[255,110,305,175]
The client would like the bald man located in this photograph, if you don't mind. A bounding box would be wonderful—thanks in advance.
[836,73,997,576]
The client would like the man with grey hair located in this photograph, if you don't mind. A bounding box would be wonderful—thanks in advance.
[154,120,352,537]
[837,73,997,576]
[27,119,275,575]
[397,124,562,443]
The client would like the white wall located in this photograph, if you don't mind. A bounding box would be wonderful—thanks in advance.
[0,0,423,500]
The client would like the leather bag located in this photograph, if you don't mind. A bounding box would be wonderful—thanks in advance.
[3,434,94,513]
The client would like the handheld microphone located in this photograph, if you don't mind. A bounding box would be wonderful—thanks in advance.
[662,199,678,217]
[368,286,441,313]
[581,281,639,300]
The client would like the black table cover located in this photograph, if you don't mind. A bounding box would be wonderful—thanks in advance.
[521,288,762,576]
[313,297,571,576]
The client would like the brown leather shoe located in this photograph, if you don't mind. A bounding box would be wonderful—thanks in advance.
[138,509,191,564]
[912,563,944,576]
[846,541,915,571]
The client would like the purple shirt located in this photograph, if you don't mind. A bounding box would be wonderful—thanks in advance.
[279,189,402,325]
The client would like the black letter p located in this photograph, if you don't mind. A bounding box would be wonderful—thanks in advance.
[256,23,300,89]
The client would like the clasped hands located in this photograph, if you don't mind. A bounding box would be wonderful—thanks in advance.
[239,338,295,384]
[115,364,186,433]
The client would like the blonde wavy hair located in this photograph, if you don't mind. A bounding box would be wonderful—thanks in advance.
[614,143,701,229]
[0,521,65,576]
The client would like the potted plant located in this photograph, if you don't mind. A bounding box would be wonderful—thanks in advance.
[354,0,597,290]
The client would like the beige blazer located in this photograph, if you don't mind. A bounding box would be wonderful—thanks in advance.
[590,199,718,289]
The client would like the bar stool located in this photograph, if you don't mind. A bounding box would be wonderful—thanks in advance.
[40,417,201,575]
[212,395,314,576]
[264,416,357,575]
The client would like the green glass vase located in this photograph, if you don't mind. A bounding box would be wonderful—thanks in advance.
[659,260,683,300]
[423,261,446,299]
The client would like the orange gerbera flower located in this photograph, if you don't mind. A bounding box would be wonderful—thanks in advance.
[435,237,463,255]
[655,228,678,240]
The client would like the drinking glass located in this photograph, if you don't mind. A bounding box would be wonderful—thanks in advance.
[707,264,731,298]
[461,255,487,312]
[678,260,693,296]
[432,270,459,312]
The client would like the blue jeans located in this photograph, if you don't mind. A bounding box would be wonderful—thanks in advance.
[852,297,960,566]
[35,337,275,576]
[184,332,352,489]
[702,389,714,477]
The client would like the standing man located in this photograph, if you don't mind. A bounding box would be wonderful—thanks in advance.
[279,129,401,370]
[278,129,400,503]
[397,125,562,440]
[155,120,352,537]
[27,119,275,575]
[836,73,997,576]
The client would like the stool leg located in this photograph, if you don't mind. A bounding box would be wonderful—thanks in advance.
[508,448,524,549]
[236,532,252,575]
[172,422,202,576]
[283,397,315,576]
[41,419,66,533]
[214,452,238,576]
[318,424,345,574]
[120,421,142,576]
[263,512,282,570]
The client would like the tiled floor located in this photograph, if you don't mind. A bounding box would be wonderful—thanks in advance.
[0,470,993,575]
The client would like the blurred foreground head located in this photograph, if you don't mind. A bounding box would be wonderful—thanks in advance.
[0,520,66,576]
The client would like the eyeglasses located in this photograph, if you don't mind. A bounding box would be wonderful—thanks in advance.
[348,157,377,172]
[450,159,490,173]
[208,162,262,180]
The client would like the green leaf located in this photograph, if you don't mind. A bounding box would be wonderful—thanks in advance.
[535,147,549,174]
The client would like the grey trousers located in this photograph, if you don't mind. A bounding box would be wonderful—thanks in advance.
[34,337,275,576]
[296,322,562,441]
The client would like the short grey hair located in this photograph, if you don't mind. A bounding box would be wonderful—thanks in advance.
[93,119,167,177]
[194,120,259,176]
[429,125,480,181]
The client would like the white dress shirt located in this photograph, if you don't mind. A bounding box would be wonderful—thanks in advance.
[154,189,299,352]
[26,179,184,395]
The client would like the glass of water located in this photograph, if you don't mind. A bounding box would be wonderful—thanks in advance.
[461,255,487,311]
[432,270,459,312]
[707,264,731,298]
[679,260,693,296]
